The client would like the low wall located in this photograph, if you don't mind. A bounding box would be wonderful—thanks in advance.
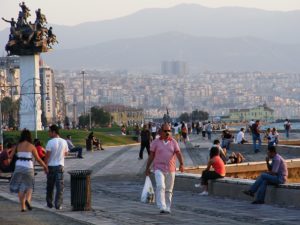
[185,159,300,182]
[175,173,300,208]
[230,143,300,155]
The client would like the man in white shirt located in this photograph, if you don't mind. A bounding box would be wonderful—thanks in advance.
[236,128,248,144]
[45,125,69,210]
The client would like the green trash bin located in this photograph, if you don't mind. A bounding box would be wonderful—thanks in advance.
[68,170,92,211]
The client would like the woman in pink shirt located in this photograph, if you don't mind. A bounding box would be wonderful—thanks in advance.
[199,146,226,196]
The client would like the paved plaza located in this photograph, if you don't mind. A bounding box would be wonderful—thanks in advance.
[0,135,299,225]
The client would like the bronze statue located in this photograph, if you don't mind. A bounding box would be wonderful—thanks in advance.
[35,8,47,26]
[4,2,57,55]
[2,17,16,33]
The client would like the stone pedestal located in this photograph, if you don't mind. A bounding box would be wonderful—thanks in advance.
[19,55,42,131]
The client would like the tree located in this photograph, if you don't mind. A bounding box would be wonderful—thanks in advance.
[64,116,70,128]
[191,109,209,121]
[78,114,89,128]
[178,112,190,122]
[91,106,111,126]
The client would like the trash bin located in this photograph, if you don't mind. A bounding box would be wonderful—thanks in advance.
[68,170,92,211]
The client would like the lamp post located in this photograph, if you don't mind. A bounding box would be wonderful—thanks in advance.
[81,70,86,115]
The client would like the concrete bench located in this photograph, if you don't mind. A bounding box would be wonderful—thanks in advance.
[0,172,12,181]
[175,173,300,208]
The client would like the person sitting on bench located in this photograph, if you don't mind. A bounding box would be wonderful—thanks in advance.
[227,152,245,164]
[87,132,104,150]
[66,135,83,158]
[0,142,17,172]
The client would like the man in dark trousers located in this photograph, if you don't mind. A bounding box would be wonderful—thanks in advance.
[45,125,69,210]
[138,124,152,160]
[243,145,288,204]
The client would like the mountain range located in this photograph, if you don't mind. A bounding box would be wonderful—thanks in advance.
[1,4,299,72]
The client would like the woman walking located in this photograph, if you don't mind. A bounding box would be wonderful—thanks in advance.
[9,129,48,212]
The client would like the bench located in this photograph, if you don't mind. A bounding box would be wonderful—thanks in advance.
[86,139,94,151]
[175,173,300,208]
[0,172,12,181]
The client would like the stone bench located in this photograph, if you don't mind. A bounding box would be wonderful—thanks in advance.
[0,172,12,181]
[175,173,300,208]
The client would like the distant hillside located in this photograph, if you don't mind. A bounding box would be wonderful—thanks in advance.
[43,32,300,72]
[1,3,300,52]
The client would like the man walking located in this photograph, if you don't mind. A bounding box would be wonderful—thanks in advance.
[243,146,288,204]
[145,123,184,214]
[284,119,291,139]
[45,125,69,210]
[139,124,151,160]
[251,120,262,153]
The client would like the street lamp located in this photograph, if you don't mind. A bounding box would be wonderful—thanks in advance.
[81,70,86,115]
[20,78,50,139]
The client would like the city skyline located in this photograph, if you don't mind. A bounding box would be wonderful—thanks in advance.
[1,0,300,30]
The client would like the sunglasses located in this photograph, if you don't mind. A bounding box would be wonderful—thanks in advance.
[164,130,171,133]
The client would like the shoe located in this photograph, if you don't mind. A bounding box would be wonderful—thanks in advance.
[251,200,264,204]
[101,148,104,150]
[25,200,32,211]
[55,206,63,210]
[243,190,254,197]
[21,209,26,212]
[47,202,53,209]
[199,191,208,196]
[138,157,143,160]
[255,149,260,153]
[77,156,84,159]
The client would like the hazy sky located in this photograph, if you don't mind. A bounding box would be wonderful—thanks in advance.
[1,0,300,30]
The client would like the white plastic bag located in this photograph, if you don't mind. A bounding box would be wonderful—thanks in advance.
[141,176,155,203]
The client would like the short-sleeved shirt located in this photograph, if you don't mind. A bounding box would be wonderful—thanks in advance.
[46,137,68,167]
[212,155,226,176]
[251,124,260,135]
[236,131,244,143]
[150,138,180,172]
[271,154,288,181]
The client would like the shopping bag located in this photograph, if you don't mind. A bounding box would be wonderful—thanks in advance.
[141,176,155,203]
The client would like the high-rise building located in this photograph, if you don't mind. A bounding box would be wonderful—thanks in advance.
[161,61,188,75]
[39,65,56,125]
[55,82,66,123]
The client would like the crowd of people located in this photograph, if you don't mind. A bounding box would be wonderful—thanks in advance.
[0,118,292,213]
[139,119,290,211]
[0,125,108,212]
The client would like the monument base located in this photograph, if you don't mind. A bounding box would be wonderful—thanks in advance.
[19,55,43,131]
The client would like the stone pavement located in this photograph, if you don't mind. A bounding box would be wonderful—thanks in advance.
[0,135,299,225]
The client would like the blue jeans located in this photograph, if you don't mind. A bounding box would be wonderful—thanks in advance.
[222,139,231,151]
[285,130,290,138]
[252,134,261,152]
[47,165,64,208]
[250,173,284,202]
[207,131,212,140]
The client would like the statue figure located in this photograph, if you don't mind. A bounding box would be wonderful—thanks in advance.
[35,8,47,26]
[19,1,31,23]
[4,3,57,55]
[17,11,26,28]
[47,27,58,47]
[2,17,16,33]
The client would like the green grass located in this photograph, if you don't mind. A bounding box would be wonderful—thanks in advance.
[3,129,138,148]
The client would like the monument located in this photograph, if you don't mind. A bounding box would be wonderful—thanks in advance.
[2,2,58,131]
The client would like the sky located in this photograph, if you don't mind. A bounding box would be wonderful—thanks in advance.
[1,0,300,30]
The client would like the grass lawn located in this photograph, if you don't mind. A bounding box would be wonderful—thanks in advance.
[3,129,138,148]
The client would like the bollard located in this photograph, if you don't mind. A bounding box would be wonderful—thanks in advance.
[68,170,92,211]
